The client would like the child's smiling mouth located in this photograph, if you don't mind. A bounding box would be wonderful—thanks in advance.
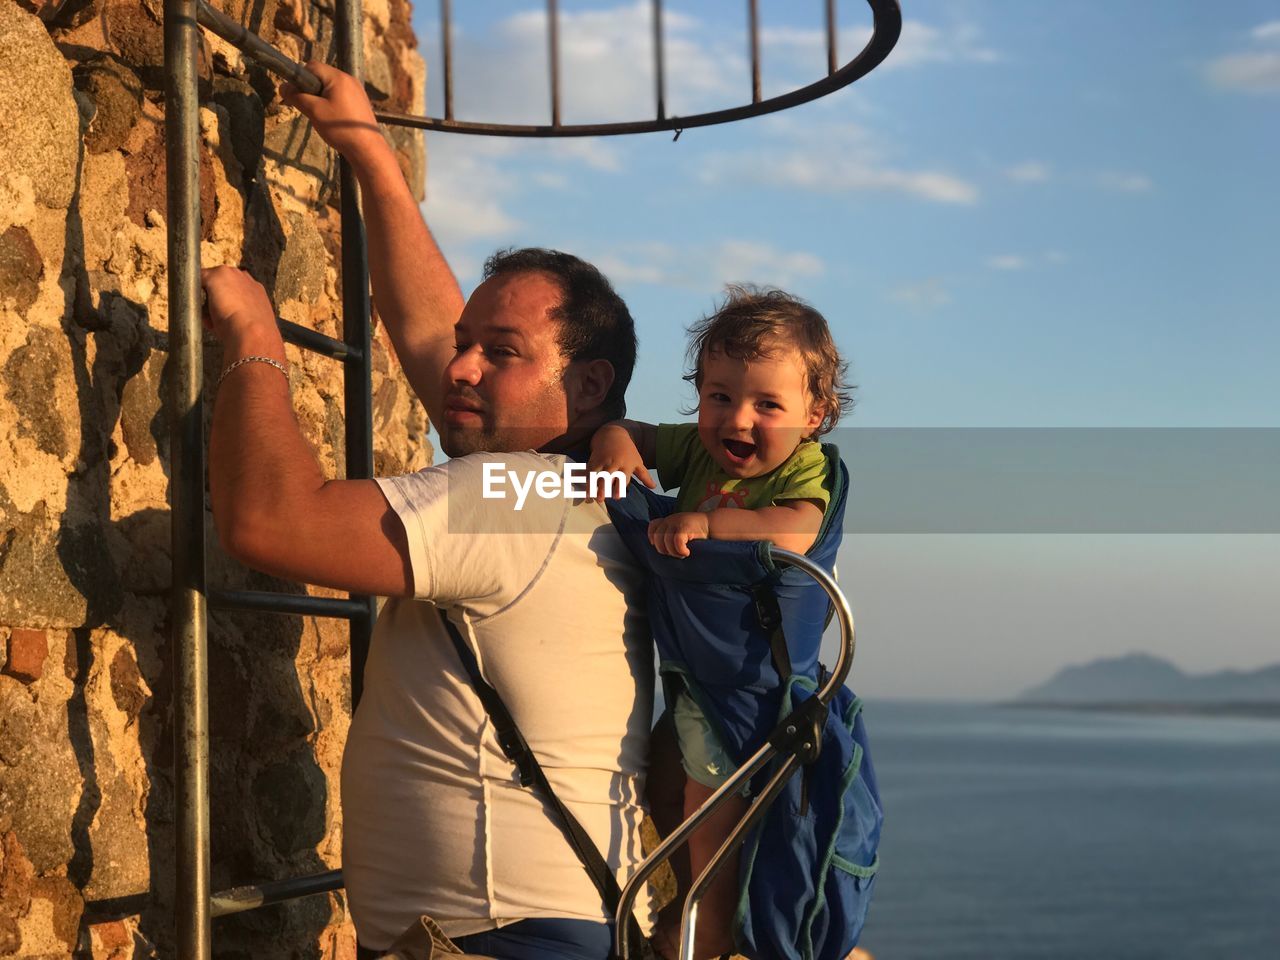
[721,438,757,463]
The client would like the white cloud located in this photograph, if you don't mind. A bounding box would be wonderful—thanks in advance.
[987,255,1027,271]
[531,171,570,189]
[424,141,523,245]
[547,139,623,172]
[420,123,622,265]
[594,240,825,291]
[595,244,677,285]
[697,112,977,204]
[710,152,978,204]
[712,241,825,287]
[890,20,1000,67]
[1096,171,1154,193]
[1204,21,1280,93]
[759,19,997,79]
[984,251,1067,272]
[889,279,950,310]
[700,115,977,204]
[1005,162,1051,183]
[1205,52,1280,92]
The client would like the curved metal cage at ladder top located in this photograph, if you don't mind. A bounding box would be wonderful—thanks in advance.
[198,0,903,137]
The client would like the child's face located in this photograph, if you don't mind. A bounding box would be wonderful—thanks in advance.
[696,345,825,479]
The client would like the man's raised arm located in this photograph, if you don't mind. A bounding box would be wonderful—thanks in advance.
[281,63,463,425]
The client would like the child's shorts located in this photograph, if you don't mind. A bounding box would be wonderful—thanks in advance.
[671,687,738,789]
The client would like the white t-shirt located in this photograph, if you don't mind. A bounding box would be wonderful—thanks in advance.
[342,452,655,949]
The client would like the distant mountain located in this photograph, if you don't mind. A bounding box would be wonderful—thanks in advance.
[1017,653,1280,705]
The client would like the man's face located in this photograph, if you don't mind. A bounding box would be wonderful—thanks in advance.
[439,271,572,457]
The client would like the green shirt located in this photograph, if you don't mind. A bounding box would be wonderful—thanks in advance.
[655,423,831,515]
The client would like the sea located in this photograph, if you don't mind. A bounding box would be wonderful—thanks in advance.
[854,700,1280,960]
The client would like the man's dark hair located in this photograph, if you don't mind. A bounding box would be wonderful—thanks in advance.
[482,247,636,421]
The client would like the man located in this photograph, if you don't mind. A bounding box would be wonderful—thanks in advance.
[203,63,656,959]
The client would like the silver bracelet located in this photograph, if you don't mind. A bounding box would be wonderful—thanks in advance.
[216,355,289,391]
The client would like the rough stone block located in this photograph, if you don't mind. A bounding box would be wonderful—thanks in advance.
[0,500,123,629]
[3,326,72,459]
[87,918,132,960]
[108,645,147,720]
[0,912,18,955]
[274,212,329,305]
[0,2,80,209]
[0,677,82,872]
[84,772,150,901]
[2,629,47,683]
[0,830,36,914]
[73,56,143,155]
[123,118,216,240]
[118,352,165,467]
[253,748,327,857]
[29,875,83,953]
[100,0,210,89]
[0,226,43,313]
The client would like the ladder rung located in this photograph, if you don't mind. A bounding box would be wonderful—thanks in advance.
[278,318,363,362]
[211,869,343,918]
[209,590,369,619]
[196,0,322,95]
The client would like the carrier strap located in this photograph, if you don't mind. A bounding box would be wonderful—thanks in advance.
[753,583,830,813]
[437,609,645,959]
[751,583,792,682]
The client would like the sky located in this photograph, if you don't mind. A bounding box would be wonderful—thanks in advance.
[403,0,1279,699]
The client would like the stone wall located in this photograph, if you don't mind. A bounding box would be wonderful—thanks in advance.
[0,1,431,956]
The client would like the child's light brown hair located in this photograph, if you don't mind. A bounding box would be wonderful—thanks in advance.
[684,285,853,436]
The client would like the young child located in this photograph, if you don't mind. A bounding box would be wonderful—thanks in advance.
[587,286,852,959]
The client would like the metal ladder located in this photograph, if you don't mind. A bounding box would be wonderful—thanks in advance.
[163,1,901,956]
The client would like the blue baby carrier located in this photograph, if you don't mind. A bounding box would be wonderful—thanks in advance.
[607,444,882,960]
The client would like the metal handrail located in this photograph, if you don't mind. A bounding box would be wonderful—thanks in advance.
[614,548,856,960]
[198,0,903,138]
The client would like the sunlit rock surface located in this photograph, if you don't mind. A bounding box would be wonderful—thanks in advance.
[0,2,429,955]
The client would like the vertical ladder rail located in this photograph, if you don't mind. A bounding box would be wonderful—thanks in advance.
[441,0,455,120]
[547,0,562,127]
[335,0,377,708]
[164,0,210,956]
[748,0,761,103]
[651,0,666,121]
[826,0,839,76]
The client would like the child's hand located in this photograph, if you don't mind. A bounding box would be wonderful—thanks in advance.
[647,512,710,558]
[587,424,655,501]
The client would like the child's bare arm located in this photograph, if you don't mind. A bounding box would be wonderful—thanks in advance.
[649,499,824,557]
[708,499,824,554]
[587,420,658,500]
